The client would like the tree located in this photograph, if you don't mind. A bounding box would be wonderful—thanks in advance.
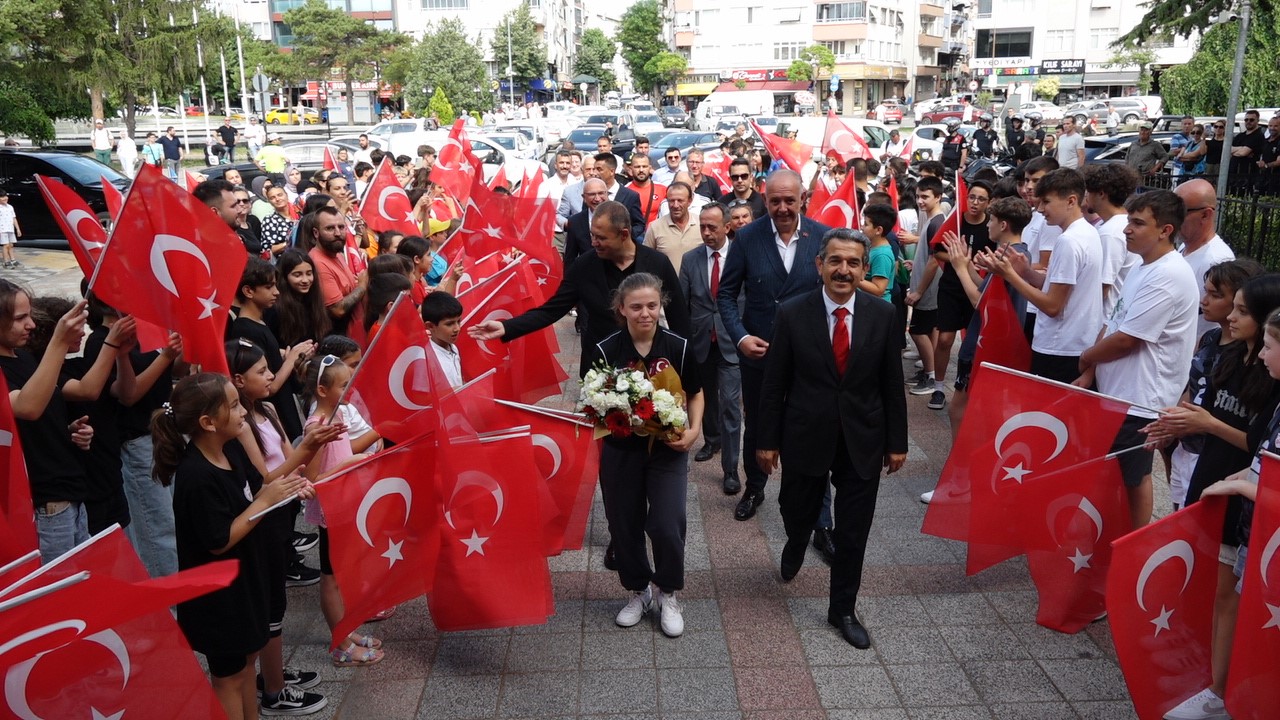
[1104,46,1158,94]
[403,19,489,116]
[284,0,408,126]
[643,52,687,97]
[1118,0,1263,46]
[617,0,665,94]
[491,5,548,87]
[786,45,836,84]
[239,35,307,115]
[1033,76,1061,101]
[573,28,618,92]
[428,88,456,125]
[1159,7,1280,115]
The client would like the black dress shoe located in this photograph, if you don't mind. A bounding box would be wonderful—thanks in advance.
[780,535,808,581]
[694,442,720,462]
[827,611,871,649]
[812,528,837,565]
[722,474,741,495]
[603,541,617,571]
[733,490,764,521]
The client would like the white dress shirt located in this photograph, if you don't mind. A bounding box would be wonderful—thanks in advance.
[705,241,731,284]
[822,290,855,346]
[772,220,799,273]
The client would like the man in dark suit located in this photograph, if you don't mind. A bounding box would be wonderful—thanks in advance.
[563,178,610,267]
[716,170,833,525]
[679,202,742,495]
[594,152,647,244]
[757,228,908,648]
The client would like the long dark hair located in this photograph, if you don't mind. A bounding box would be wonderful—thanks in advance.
[1214,272,1280,415]
[151,373,233,486]
[274,249,331,347]
[226,338,286,457]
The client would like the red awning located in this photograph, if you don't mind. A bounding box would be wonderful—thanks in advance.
[714,81,811,92]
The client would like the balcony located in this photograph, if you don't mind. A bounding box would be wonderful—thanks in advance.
[675,29,695,47]
[918,0,945,16]
[813,23,869,41]
[918,32,943,48]
[673,0,693,10]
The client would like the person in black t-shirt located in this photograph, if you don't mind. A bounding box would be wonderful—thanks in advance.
[930,179,993,407]
[1258,115,1280,195]
[1006,116,1026,157]
[973,114,1000,159]
[1230,110,1268,190]
[216,118,239,163]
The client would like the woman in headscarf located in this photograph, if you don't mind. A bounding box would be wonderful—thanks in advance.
[282,165,304,204]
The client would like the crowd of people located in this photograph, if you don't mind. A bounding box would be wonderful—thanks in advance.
[4,107,1274,720]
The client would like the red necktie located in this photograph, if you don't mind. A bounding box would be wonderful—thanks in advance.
[832,307,850,377]
[710,250,721,343]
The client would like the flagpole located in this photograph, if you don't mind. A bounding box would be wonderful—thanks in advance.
[0,550,39,578]
[86,166,151,292]
[328,290,410,424]
[0,524,121,599]
[978,362,1168,417]
[494,398,593,427]
[0,572,91,614]
[454,256,520,300]
[460,271,517,325]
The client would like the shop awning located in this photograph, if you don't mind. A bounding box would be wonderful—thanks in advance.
[1084,71,1140,85]
[713,80,810,92]
[672,81,718,96]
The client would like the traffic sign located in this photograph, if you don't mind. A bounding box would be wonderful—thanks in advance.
[829,75,840,92]
[968,80,979,92]
[252,72,271,93]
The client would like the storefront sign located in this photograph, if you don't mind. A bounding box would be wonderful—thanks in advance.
[721,68,789,82]
[1040,58,1084,74]
[971,57,1032,68]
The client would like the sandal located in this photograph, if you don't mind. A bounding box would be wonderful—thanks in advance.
[348,633,382,649]
[366,605,397,622]
[331,644,384,667]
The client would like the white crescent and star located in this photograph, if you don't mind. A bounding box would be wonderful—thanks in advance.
[355,476,413,568]
[148,234,219,319]
[65,210,106,252]
[1046,497,1105,573]
[477,310,514,357]
[376,186,404,223]
[993,411,1069,483]
[444,471,505,557]
[531,434,563,478]
[388,346,430,411]
[822,199,857,229]
[1257,525,1280,630]
[2,621,131,720]
[1136,539,1195,636]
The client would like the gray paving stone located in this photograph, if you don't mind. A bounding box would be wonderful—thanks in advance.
[873,625,956,665]
[827,710,911,720]
[653,630,731,667]
[431,635,511,676]
[1072,700,1139,719]
[662,713,743,720]
[417,674,501,719]
[580,630,655,669]
[885,663,981,707]
[497,671,579,717]
[858,596,935,627]
[918,594,1004,626]
[984,590,1042,625]
[905,707,994,719]
[505,632,582,673]
[812,665,901,709]
[965,660,1063,704]
[576,668,658,714]
[800,628,884,667]
[656,667,739,712]
[989,701,1079,719]
[1040,658,1130,702]
[512,598,585,634]
[938,624,1030,662]
[339,678,426,720]
[1010,623,1105,660]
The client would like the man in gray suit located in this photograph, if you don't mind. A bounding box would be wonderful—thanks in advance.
[679,202,742,495]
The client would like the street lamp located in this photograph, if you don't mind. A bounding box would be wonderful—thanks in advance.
[1215,0,1251,203]
[506,23,516,107]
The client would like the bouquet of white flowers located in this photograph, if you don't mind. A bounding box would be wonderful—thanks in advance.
[578,360,688,441]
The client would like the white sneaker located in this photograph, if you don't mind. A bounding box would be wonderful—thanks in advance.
[920,490,934,504]
[657,591,684,637]
[615,586,653,627]
[1164,687,1228,720]
[903,348,920,360]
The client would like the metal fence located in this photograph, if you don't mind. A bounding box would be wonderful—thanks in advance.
[1137,172,1280,268]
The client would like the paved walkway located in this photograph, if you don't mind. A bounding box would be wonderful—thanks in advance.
[18,248,1144,719]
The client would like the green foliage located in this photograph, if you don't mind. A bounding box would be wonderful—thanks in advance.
[1104,46,1158,94]
[1118,0,1273,45]
[734,79,748,90]
[0,82,55,144]
[643,52,687,91]
[787,61,814,83]
[573,28,618,92]
[491,5,548,84]
[1034,76,1061,101]
[1160,7,1280,115]
[428,88,455,125]
[617,0,664,92]
[786,45,836,83]
[404,18,489,116]
[976,90,994,108]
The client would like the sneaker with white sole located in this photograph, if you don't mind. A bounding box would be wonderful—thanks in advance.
[905,369,926,386]
[928,390,946,409]
[1163,687,1228,720]
[658,591,684,638]
[920,490,934,504]
[260,684,327,716]
[909,377,935,395]
[615,586,653,627]
[903,348,920,360]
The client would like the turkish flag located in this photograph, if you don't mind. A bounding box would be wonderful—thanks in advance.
[0,374,35,562]
[886,175,902,234]
[921,364,1130,574]
[0,550,39,589]
[100,177,125,223]
[359,158,420,237]
[899,133,915,159]
[1226,453,1280,719]
[453,249,508,298]
[1107,499,1225,720]
[807,180,831,221]
[811,168,861,230]
[315,434,440,649]
[704,150,734,194]
[429,432,554,630]
[822,109,873,163]
[932,171,967,255]
[88,163,245,376]
[347,292,440,440]
[0,526,232,718]
[323,145,339,172]
[183,171,200,193]
[35,175,106,278]
[969,277,1032,392]
[434,119,483,208]
[488,164,509,192]
[479,402,600,554]
[751,120,814,173]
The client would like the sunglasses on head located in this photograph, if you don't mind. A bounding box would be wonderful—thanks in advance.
[315,354,339,390]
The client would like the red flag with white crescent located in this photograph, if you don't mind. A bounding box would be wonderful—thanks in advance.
[1226,453,1280,720]
[35,175,106,278]
[358,158,420,236]
[969,277,1032,391]
[347,293,440,441]
[100,177,125,223]
[0,373,35,562]
[751,120,813,173]
[822,109,873,163]
[323,145,339,172]
[704,150,734,194]
[899,133,915,159]
[89,164,245,375]
[315,435,440,649]
[812,168,861,230]
[434,119,483,208]
[183,171,200,194]
[1107,499,1224,719]
[932,171,967,255]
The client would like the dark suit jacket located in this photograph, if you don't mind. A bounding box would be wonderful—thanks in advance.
[715,215,831,369]
[757,289,908,479]
[612,184,648,244]
[563,209,593,267]
[502,245,690,377]
[679,243,739,365]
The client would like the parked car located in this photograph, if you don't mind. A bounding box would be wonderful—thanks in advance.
[1018,101,1064,123]
[1064,99,1147,126]
[872,99,905,124]
[265,107,321,125]
[185,105,206,117]
[479,132,537,160]
[1083,134,1175,164]
[644,131,721,168]
[909,124,978,162]
[913,95,971,123]
[659,105,690,129]
[922,104,979,124]
[623,111,665,137]
[0,149,128,245]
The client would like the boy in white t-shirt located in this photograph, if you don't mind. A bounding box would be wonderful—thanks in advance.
[0,191,20,268]
[990,168,1104,384]
[1083,164,1141,318]
[1079,190,1200,529]
[421,290,464,390]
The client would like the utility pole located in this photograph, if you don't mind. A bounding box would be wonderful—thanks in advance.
[1216,0,1251,206]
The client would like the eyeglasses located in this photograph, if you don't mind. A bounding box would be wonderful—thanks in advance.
[1214,124,1226,129]
[730,173,751,180]
[315,354,339,390]
[1185,205,1213,213]
[233,198,249,206]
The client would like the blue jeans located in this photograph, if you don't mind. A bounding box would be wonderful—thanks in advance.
[120,436,178,577]
[36,501,89,563]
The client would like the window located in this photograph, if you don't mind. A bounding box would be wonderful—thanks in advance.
[694,8,719,25]
[1090,26,1118,49]
[816,2,867,22]
[775,6,803,22]
[773,41,806,61]
[421,0,467,8]
[977,0,992,17]
[1044,29,1071,52]
[974,29,1032,58]
[349,0,394,10]
[1148,31,1175,48]
[744,5,762,22]
[822,40,846,55]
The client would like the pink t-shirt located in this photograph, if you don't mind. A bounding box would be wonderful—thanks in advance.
[303,413,352,528]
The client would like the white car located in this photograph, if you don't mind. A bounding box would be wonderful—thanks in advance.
[1019,101,1064,122]
[625,111,665,137]
[480,131,536,160]
[908,124,978,162]
[363,121,544,183]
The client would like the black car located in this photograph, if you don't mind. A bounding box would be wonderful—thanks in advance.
[659,105,690,129]
[0,148,129,246]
